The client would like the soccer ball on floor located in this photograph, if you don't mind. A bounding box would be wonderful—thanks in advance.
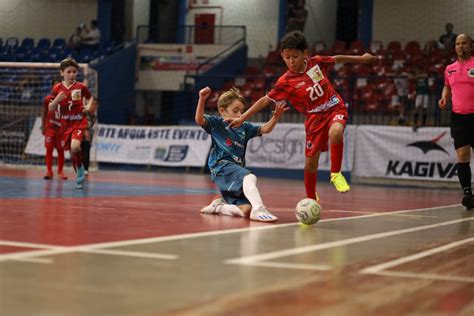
[295,198,322,225]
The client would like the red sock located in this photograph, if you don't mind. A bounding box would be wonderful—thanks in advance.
[304,171,317,199]
[57,149,65,173]
[330,142,344,173]
[45,148,53,172]
[73,150,83,168]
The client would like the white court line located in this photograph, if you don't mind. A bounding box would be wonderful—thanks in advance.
[360,237,474,274]
[80,249,178,260]
[0,204,461,263]
[363,270,474,283]
[225,217,474,266]
[236,261,332,271]
[13,258,54,264]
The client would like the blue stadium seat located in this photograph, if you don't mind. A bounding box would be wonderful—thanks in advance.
[5,37,19,52]
[36,38,51,52]
[20,38,35,51]
[76,46,94,63]
[52,38,66,50]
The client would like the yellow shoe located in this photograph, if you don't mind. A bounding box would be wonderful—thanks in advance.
[330,172,350,193]
[315,192,320,203]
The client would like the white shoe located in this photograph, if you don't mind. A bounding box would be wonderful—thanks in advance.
[250,206,278,222]
[200,198,225,214]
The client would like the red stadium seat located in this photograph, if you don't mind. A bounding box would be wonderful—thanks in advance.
[387,41,402,52]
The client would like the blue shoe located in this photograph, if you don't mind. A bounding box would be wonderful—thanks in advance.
[76,165,85,189]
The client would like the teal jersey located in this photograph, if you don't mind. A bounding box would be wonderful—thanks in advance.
[201,114,261,176]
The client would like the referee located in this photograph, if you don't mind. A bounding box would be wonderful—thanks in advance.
[439,34,474,210]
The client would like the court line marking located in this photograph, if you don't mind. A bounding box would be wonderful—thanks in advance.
[362,270,474,283]
[241,261,332,271]
[0,204,461,262]
[225,217,474,266]
[360,237,474,283]
[0,240,178,262]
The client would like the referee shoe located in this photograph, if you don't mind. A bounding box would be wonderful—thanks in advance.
[462,194,474,211]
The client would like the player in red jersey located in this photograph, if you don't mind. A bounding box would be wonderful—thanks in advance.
[40,79,68,180]
[49,58,95,189]
[228,31,376,202]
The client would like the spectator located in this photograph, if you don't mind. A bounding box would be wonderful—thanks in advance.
[411,65,430,131]
[82,20,101,50]
[439,23,457,51]
[391,65,409,125]
[68,26,83,52]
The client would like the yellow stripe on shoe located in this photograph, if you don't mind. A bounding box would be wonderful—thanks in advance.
[330,172,350,193]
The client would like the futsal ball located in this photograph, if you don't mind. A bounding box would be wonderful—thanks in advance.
[295,198,322,225]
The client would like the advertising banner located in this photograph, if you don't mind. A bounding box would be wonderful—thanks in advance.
[25,119,211,167]
[246,123,356,171]
[354,126,472,181]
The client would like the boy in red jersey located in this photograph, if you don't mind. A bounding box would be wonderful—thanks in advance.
[40,80,67,180]
[228,31,376,202]
[49,58,94,189]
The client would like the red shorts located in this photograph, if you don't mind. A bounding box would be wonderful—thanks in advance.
[305,106,348,157]
[61,128,84,151]
[44,129,62,150]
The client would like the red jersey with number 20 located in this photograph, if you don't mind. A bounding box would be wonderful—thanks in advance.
[267,55,344,134]
[52,81,91,134]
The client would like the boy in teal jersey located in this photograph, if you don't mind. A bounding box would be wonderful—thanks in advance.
[196,86,288,222]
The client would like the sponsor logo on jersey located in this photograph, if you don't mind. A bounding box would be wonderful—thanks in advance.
[295,82,306,89]
[306,65,324,83]
[447,69,457,76]
[61,114,83,121]
[307,95,340,113]
[71,89,82,101]
[468,68,474,78]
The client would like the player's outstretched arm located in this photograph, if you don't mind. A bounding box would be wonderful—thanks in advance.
[227,96,273,128]
[260,101,289,134]
[333,53,377,64]
[438,85,451,110]
[195,86,211,126]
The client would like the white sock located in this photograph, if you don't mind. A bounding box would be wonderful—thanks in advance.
[243,174,264,210]
[216,204,245,217]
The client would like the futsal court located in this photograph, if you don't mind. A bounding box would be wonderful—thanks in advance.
[0,166,473,316]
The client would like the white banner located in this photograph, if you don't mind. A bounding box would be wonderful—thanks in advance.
[354,126,473,181]
[246,123,356,171]
[95,124,211,166]
[25,119,211,167]
[24,117,72,159]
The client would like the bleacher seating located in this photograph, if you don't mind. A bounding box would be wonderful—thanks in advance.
[0,36,122,63]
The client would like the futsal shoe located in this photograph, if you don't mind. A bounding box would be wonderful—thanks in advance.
[330,172,350,193]
[58,172,68,180]
[250,206,278,222]
[43,171,53,180]
[200,198,224,214]
[462,194,474,210]
[75,165,85,189]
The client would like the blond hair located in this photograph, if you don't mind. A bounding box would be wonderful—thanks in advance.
[217,87,246,110]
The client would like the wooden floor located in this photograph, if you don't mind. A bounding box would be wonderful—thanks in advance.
[0,166,473,316]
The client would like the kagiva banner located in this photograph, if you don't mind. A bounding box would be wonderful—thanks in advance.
[246,123,356,171]
[354,126,473,181]
[25,119,211,167]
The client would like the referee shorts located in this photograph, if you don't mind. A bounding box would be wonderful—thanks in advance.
[450,112,474,149]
